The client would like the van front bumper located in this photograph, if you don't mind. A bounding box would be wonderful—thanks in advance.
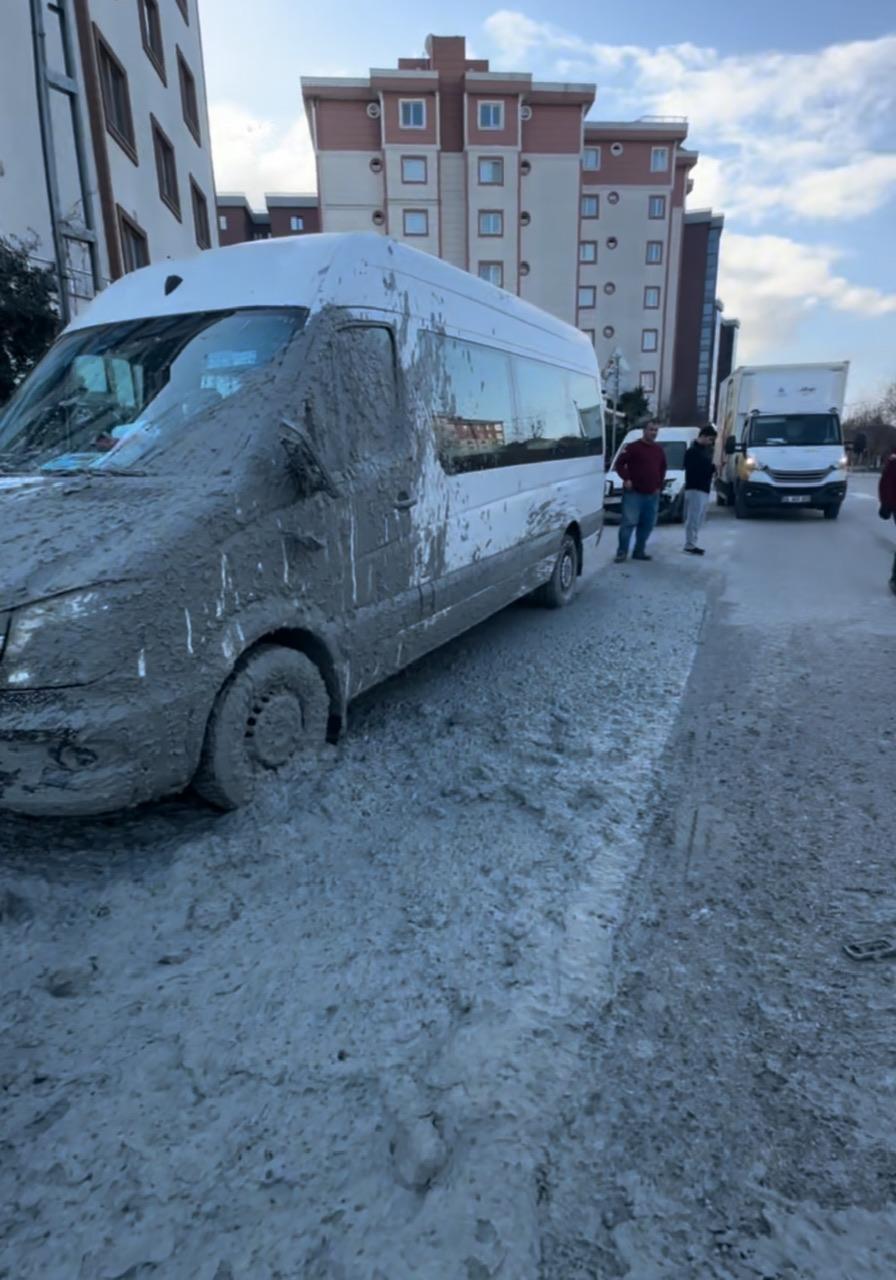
[741,479,846,509]
[0,681,204,817]
[603,488,676,521]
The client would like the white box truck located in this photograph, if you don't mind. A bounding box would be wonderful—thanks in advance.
[715,363,849,519]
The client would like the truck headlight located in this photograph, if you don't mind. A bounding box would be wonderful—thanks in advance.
[1,587,127,689]
[835,456,848,470]
[745,455,761,471]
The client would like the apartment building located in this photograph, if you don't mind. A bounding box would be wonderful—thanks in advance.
[0,0,217,321]
[301,34,706,410]
[713,316,740,420]
[216,194,320,246]
[669,210,726,424]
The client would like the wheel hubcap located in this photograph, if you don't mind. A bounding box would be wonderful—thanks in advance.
[560,550,575,591]
[245,688,304,769]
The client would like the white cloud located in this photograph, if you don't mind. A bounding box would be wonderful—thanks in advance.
[208,102,317,207]
[483,12,896,224]
[718,233,896,361]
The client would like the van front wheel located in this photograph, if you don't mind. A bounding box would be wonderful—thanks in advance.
[193,644,329,810]
[536,533,578,608]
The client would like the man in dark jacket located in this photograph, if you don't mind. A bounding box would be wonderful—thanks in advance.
[683,426,717,555]
[879,451,896,594]
[614,420,667,562]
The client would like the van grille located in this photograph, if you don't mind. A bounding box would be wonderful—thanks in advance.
[766,467,830,484]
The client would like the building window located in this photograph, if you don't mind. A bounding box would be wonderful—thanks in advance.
[579,241,597,263]
[290,215,304,232]
[644,285,660,309]
[151,115,181,219]
[177,49,201,144]
[478,261,503,286]
[175,0,189,20]
[646,240,663,264]
[400,99,426,129]
[218,213,228,231]
[648,195,666,219]
[117,207,149,274]
[581,194,599,218]
[478,156,503,185]
[190,178,210,249]
[401,155,427,184]
[578,286,596,309]
[479,210,503,236]
[403,208,428,236]
[641,329,658,352]
[478,101,504,130]
[641,371,656,392]
[138,0,165,82]
[583,147,601,170]
[95,31,137,162]
[650,146,669,172]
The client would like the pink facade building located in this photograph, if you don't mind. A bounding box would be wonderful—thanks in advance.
[300,34,706,411]
[215,193,320,246]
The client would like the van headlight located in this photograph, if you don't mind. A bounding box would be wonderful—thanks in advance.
[1,587,125,689]
[745,455,762,471]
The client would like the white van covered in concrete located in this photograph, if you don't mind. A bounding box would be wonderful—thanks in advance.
[605,426,701,522]
[0,233,604,814]
[715,363,849,518]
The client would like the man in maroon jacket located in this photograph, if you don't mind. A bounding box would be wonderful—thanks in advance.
[614,420,667,562]
[879,450,896,594]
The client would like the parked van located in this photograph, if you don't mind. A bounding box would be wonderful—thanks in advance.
[604,427,701,522]
[0,234,604,816]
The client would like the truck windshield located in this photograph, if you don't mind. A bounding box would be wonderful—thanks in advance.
[0,307,307,475]
[748,414,841,447]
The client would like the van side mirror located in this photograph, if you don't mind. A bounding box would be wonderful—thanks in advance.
[724,436,737,455]
[279,417,337,498]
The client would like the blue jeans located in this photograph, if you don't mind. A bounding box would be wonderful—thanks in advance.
[617,491,659,557]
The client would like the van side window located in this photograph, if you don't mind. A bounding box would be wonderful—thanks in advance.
[332,325,398,458]
[513,358,580,453]
[427,336,515,474]
[568,372,604,455]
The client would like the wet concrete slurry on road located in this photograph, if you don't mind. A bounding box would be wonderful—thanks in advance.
[2,476,894,1278]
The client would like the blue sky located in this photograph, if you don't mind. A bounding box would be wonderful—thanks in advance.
[198,0,896,407]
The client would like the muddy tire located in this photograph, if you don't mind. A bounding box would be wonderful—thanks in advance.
[734,484,749,519]
[823,504,841,520]
[193,644,329,810]
[536,533,578,608]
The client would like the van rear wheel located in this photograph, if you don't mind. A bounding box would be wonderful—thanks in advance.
[536,533,578,608]
[193,644,329,810]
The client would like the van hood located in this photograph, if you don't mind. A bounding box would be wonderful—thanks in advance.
[0,473,230,612]
[750,445,843,472]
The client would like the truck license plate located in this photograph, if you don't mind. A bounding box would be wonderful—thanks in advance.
[782,495,811,504]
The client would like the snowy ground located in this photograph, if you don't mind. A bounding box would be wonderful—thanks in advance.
[1,522,706,1279]
[2,475,894,1278]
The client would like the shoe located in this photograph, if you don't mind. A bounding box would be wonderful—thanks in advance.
[631,552,652,561]
[614,552,627,563]
[684,546,705,556]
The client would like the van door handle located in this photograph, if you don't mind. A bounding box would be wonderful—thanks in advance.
[394,493,417,510]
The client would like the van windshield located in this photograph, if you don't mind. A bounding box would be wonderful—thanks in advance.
[747,414,841,447]
[0,307,307,475]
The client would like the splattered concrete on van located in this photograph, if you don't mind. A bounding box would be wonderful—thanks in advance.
[0,543,703,1278]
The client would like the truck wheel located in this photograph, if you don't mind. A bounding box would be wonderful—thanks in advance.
[823,504,841,520]
[193,644,329,810]
[536,533,578,608]
[715,487,727,507]
[734,484,749,519]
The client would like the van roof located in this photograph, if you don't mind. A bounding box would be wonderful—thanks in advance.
[68,233,596,371]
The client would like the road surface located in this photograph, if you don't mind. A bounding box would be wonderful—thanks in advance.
[1,474,893,1278]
